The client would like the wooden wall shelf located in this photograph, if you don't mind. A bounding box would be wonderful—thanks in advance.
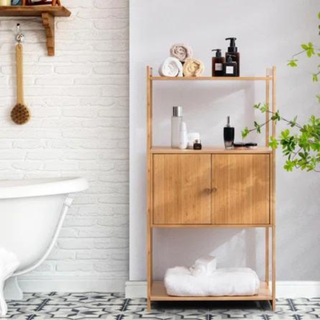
[0,6,71,56]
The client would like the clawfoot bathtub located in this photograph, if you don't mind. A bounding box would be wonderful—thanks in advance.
[0,177,88,301]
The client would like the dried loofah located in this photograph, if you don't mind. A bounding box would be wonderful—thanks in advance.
[11,103,31,125]
[183,58,205,77]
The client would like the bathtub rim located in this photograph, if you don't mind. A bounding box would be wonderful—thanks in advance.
[0,177,88,199]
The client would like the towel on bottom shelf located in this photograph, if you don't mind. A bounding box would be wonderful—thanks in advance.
[164,267,260,297]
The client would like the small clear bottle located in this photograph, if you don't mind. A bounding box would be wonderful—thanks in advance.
[171,106,183,148]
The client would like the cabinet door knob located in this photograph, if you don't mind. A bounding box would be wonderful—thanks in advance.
[212,187,218,193]
[205,188,212,194]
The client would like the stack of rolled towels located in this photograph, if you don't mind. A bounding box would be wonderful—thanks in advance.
[164,255,260,297]
[159,44,204,78]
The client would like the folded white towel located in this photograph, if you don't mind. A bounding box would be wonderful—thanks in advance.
[190,255,217,277]
[159,57,183,77]
[165,267,260,297]
[0,248,20,316]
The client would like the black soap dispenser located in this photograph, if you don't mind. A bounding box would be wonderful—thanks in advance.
[224,116,235,150]
[223,55,238,77]
[225,37,240,76]
[212,49,225,77]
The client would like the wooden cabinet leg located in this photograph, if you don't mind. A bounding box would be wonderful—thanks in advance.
[265,227,269,284]
[147,299,151,311]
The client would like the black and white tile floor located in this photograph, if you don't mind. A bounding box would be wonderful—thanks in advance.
[3,293,320,319]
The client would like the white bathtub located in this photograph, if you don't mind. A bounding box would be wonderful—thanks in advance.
[0,177,88,299]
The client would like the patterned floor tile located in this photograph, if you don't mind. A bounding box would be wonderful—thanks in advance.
[2,293,320,320]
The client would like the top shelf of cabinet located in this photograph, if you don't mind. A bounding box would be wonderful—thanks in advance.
[150,76,272,81]
[151,147,272,154]
[0,6,71,17]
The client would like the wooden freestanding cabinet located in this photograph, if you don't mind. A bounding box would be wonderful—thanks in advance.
[146,67,277,310]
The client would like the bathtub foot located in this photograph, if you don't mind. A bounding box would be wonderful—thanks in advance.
[0,279,8,316]
[4,277,23,301]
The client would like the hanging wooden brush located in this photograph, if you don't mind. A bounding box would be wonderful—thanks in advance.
[11,25,31,125]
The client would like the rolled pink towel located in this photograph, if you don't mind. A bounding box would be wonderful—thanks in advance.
[170,44,193,63]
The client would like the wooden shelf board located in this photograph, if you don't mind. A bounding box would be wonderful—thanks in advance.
[151,281,272,302]
[151,147,272,154]
[0,6,71,17]
[150,76,271,81]
[152,224,272,228]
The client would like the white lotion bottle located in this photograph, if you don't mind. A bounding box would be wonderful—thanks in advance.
[171,106,183,148]
[179,122,188,149]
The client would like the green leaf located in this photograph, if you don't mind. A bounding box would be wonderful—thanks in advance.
[284,160,295,172]
[271,111,281,122]
[289,116,298,127]
[254,121,261,134]
[301,42,315,57]
[253,103,261,109]
[316,95,320,103]
[269,136,279,149]
[313,74,319,82]
[260,104,268,113]
[318,12,320,19]
[242,127,250,139]
[287,59,298,67]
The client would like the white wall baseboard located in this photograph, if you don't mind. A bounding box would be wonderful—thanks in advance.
[18,277,126,293]
[125,281,320,299]
[125,281,147,298]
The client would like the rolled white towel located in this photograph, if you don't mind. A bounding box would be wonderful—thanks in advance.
[190,255,217,277]
[159,57,183,77]
[170,44,193,62]
[0,248,20,317]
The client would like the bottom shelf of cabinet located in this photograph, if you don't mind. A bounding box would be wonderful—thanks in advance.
[150,281,272,302]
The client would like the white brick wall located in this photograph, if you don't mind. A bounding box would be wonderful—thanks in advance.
[0,0,129,291]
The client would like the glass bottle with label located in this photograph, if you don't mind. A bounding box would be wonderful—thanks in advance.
[223,55,238,77]
[171,106,183,148]
[212,49,225,77]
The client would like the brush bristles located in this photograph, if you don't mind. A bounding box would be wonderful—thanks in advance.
[11,103,31,125]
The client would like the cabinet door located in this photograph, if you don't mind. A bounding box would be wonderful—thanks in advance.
[212,154,270,225]
[153,154,212,225]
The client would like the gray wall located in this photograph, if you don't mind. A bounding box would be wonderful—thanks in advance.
[130,0,320,281]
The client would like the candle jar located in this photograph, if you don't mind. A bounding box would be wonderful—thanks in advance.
[0,0,11,5]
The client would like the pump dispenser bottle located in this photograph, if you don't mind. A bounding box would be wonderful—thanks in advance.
[212,49,225,77]
[224,116,235,150]
[223,55,237,77]
[225,37,240,76]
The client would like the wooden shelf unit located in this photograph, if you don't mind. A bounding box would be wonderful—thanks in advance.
[146,67,277,310]
[0,6,71,56]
